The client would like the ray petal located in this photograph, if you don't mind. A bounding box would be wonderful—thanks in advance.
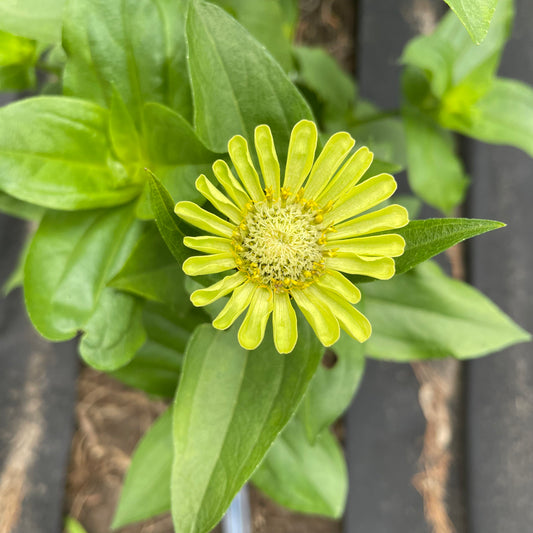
[238,287,273,350]
[182,253,236,276]
[283,120,318,192]
[272,291,298,353]
[326,255,395,279]
[255,125,280,198]
[292,287,340,347]
[175,201,235,237]
[324,173,397,225]
[304,131,355,200]
[183,236,233,254]
[327,234,406,257]
[190,272,247,307]
[308,285,371,342]
[195,174,242,224]
[212,159,251,209]
[213,282,256,330]
[315,270,361,304]
[317,147,374,205]
[333,204,409,239]
[228,135,265,202]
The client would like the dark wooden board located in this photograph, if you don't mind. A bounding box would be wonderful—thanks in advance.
[465,0,533,531]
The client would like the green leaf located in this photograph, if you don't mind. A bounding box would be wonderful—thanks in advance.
[171,322,323,533]
[64,517,88,533]
[187,0,313,153]
[443,0,498,44]
[395,217,505,275]
[109,88,143,165]
[24,205,142,340]
[149,172,189,265]
[137,102,214,218]
[299,332,365,442]
[212,0,293,71]
[294,46,356,120]
[364,262,531,361]
[444,78,533,158]
[252,417,347,518]
[0,97,141,210]
[0,30,37,90]
[111,302,207,398]
[0,192,44,220]
[0,64,35,91]
[63,0,192,121]
[403,105,468,214]
[404,0,513,102]
[0,0,65,43]
[109,224,187,309]
[2,229,33,296]
[79,289,146,371]
[112,408,173,528]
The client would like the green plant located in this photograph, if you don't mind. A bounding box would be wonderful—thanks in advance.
[0,1,530,531]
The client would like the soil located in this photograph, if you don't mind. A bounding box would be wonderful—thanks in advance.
[64,1,355,532]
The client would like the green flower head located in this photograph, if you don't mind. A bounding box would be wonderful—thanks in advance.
[175,120,408,353]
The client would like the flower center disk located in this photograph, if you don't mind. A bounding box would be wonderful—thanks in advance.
[233,198,325,291]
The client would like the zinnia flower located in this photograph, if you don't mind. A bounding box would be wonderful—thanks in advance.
[175,120,408,353]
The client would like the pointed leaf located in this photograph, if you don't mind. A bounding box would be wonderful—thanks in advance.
[443,0,498,44]
[171,322,323,533]
[112,408,173,528]
[395,217,505,275]
[187,0,313,153]
[364,262,531,361]
[252,417,347,518]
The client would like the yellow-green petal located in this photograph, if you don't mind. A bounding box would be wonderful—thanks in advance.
[255,125,280,198]
[315,270,361,304]
[317,147,374,206]
[292,288,340,347]
[238,287,273,350]
[183,253,236,276]
[324,173,397,225]
[283,120,317,192]
[327,234,406,257]
[212,159,250,209]
[183,236,232,254]
[195,175,242,224]
[273,291,298,354]
[175,201,235,238]
[213,282,256,330]
[333,204,409,240]
[326,255,395,279]
[309,285,371,342]
[304,131,355,200]
[228,135,265,202]
[190,272,247,307]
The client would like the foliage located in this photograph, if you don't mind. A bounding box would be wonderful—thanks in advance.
[0,0,531,531]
